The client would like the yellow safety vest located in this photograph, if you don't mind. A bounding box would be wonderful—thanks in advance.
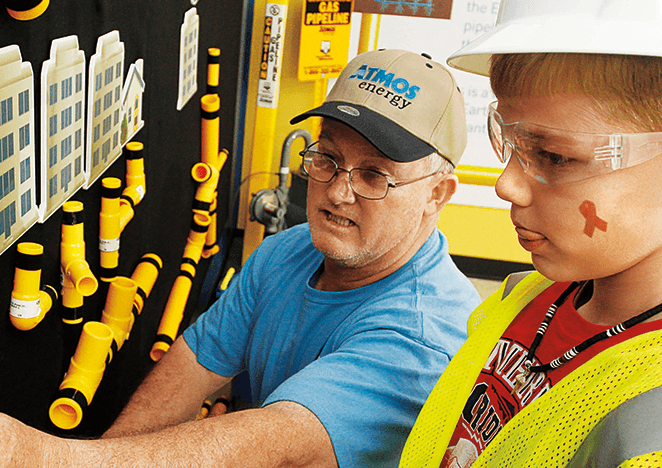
[399,272,662,468]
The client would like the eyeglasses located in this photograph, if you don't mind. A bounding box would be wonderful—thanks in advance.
[487,101,662,185]
[300,142,440,200]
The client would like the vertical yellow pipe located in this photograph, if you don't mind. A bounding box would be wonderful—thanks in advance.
[242,0,289,265]
[357,13,373,54]
[99,177,122,282]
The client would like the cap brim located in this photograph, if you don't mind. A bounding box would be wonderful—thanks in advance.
[290,101,436,163]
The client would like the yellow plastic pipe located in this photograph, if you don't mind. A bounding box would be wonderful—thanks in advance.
[49,321,114,430]
[101,277,138,362]
[61,201,98,324]
[119,141,146,231]
[151,213,211,361]
[201,95,221,170]
[9,242,57,331]
[182,212,212,270]
[150,273,193,362]
[203,149,228,259]
[99,177,122,281]
[206,48,221,97]
[200,95,224,258]
[130,253,163,317]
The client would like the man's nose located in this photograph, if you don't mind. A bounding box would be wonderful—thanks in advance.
[326,168,356,204]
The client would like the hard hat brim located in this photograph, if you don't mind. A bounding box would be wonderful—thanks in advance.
[447,15,662,76]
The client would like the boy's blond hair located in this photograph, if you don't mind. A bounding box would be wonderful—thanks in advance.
[490,53,662,132]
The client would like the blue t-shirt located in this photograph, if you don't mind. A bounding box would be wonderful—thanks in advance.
[184,223,480,467]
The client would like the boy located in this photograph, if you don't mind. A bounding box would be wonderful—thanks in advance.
[400,1,662,466]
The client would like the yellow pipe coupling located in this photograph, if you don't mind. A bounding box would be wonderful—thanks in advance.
[130,253,163,317]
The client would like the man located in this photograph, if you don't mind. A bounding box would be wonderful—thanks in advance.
[399,1,662,467]
[0,49,480,467]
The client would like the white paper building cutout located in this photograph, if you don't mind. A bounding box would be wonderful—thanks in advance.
[86,30,125,188]
[120,58,145,146]
[40,36,86,222]
[177,8,199,111]
[0,45,39,255]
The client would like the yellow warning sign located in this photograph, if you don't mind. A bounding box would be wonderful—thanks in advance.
[298,0,353,81]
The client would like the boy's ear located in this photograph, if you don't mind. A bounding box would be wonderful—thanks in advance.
[425,173,458,216]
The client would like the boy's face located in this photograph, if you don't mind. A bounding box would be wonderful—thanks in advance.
[494,92,662,282]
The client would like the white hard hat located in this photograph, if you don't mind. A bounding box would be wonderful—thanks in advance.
[447,0,662,76]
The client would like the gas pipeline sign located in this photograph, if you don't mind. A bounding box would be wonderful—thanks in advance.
[298,0,353,81]
[257,2,287,108]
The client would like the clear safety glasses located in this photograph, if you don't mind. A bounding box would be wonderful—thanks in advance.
[487,101,662,185]
[300,142,440,200]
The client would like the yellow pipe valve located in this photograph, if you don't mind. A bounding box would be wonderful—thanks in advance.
[101,277,138,362]
[99,177,122,282]
[49,321,114,430]
[10,242,58,331]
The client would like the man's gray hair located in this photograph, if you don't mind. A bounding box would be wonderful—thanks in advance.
[424,152,455,175]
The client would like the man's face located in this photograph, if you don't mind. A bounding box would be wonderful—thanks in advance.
[494,92,662,282]
[306,119,437,272]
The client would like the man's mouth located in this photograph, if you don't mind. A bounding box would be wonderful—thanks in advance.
[326,211,355,227]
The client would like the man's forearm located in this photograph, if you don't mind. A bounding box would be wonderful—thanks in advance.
[103,337,229,438]
[5,401,337,468]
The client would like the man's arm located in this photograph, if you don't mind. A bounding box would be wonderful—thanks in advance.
[0,399,338,467]
[103,336,229,437]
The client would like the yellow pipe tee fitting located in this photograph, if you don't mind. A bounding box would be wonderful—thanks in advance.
[49,321,113,430]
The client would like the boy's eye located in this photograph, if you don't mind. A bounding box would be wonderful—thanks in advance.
[536,150,570,166]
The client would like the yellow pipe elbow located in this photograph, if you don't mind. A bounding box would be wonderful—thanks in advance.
[10,242,58,331]
[150,273,193,362]
[61,201,98,297]
[101,277,138,361]
[130,253,163,316]
[100,178,122,281]
[49,321,113,430]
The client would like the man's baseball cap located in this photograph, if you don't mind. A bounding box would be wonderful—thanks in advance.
[290,49,467,166]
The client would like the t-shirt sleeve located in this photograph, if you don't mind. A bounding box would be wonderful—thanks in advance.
[183,236,266,377]
[262,328,451,468]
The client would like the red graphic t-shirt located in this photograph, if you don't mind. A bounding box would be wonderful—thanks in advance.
[441,282,662,468]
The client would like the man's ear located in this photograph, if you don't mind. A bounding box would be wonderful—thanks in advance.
[424,173,458,217]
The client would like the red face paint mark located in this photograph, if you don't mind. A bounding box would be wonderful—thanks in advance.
[579,200,607,237]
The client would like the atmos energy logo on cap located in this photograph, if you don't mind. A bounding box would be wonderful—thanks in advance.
[347,64,420,110]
